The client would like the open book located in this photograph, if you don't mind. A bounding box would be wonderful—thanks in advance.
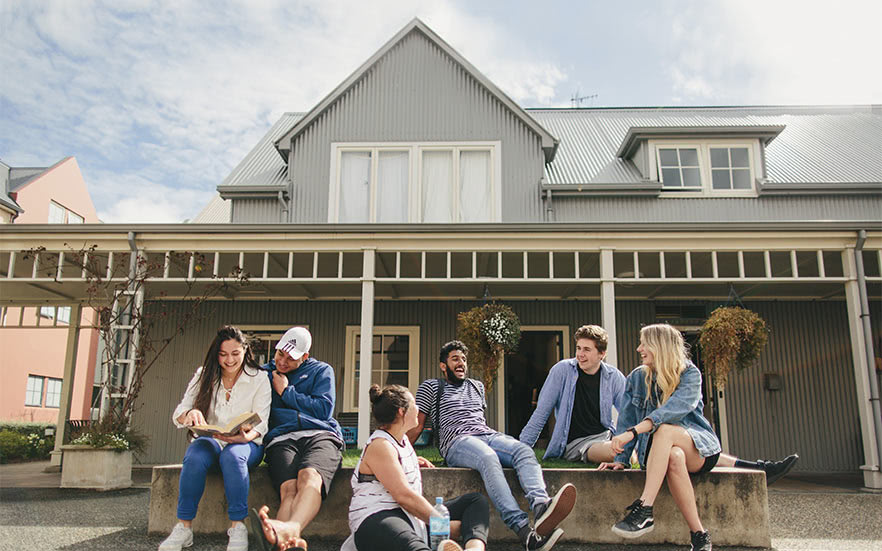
[190,411,261,437]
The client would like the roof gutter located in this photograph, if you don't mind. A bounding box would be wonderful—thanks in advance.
[854,229,882,478]
[217,184,289,200]
[3,221,881,235]
[758,181,882,196]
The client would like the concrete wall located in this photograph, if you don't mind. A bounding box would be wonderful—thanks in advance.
[148,465,771,547]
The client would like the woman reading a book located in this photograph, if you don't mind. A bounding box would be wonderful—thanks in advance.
[341,384,489,551]
[159,326,272,551]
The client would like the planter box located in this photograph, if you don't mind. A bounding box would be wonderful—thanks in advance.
[60,445,133,490]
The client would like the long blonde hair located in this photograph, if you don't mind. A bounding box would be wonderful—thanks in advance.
[640,324,687,405]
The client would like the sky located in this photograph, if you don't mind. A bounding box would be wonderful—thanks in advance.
[1,0,880,223]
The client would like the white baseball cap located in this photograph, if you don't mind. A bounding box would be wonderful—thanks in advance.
[275,326,312,360]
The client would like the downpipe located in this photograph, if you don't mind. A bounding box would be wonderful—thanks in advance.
[855,229,882,481]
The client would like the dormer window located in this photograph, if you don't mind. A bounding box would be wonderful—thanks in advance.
[329,142,500,223]
[653,141,759,197]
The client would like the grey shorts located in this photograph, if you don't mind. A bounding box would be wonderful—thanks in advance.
[563,430,612,462]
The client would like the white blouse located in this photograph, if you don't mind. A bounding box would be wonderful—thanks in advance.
[172,365,272,446]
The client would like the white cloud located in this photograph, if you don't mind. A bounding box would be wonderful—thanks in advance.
[1,0,568,222]
[665,0,882,104]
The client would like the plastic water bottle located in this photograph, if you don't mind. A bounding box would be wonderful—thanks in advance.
[428,496,450,550]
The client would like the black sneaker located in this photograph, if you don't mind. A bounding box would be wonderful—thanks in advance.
[519,525,564,551]
[534,483,577,536]
[611,498,654,538]
[759,454,799,486]
[690,530,712,551]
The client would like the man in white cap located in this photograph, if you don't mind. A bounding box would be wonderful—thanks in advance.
[250,326,343,551]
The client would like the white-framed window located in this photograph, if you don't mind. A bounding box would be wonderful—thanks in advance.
[40,306,72,324]
[343,326,420,411]
[48,200,85,223]
[239,325,309,365]
[45,378,62,408]
[48,201,66,224]
[329,142,501,223]
[25,375,44,407]
[652,140,758,197]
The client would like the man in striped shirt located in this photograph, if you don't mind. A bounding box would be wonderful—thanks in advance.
[408,340,576,551]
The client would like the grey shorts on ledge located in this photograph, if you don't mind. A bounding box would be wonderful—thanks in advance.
[563,430,612,462]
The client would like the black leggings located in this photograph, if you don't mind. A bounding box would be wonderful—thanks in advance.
[354,492,489,551]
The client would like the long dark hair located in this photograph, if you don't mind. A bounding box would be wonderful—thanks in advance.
[193,326,259,416]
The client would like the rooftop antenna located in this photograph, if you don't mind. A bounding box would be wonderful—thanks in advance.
[571,90,598,108]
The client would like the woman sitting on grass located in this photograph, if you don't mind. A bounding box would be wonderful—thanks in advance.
[342,384,490,551]
[159,326,272,551]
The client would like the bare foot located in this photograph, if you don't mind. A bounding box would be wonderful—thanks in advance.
[257,506,307,551]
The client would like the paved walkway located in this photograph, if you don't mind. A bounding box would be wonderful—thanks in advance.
[1,461,880,550]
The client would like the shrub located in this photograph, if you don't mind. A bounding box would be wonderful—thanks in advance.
[0,430,30,463]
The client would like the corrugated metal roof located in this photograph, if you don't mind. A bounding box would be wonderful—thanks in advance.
[8,166,50,192]
[530,106,882,185]
[221,113,305,188]
[190,195,231,223]
[216,106,881,197]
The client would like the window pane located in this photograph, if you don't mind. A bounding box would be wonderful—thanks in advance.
[40,306,55,319]
[421,150,453,223]
[376,151,409,223]
[712,169,732,190]
[730,148,749,168]
[678,148,699,166]
[459,150,491,222]
[48,202,65,224]
[339,151,371,223]
[45,378,62,408]
[710,148,730,168]
[732,168,751,189]
[67,212,84,224]
[658,149,679,166]
[25,375,44,406]
[682,168,701,188]
[57,307,71,324]
[661,168,681,187]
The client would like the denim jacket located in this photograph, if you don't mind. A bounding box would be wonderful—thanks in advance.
[614,362,720,467]
[519,359,626,459]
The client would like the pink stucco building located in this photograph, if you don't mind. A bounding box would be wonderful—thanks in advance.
[0,157,101,423]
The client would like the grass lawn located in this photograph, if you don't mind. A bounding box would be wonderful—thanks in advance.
[341,446,598,469]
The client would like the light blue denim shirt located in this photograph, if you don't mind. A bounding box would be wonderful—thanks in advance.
[519,359,626,459]
[614,362,721,467]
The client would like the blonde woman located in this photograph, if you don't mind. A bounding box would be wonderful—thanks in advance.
[598,323,721,551]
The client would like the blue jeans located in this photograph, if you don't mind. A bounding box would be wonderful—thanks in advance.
[177,437,263,521]
[445,433,549,533]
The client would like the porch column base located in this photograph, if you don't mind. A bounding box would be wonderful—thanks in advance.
[49,450,63,468]
[861,467,882,491]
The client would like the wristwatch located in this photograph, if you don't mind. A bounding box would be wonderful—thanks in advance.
[628,427,639,439]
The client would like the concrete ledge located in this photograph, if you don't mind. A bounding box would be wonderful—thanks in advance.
[148,465,770,547]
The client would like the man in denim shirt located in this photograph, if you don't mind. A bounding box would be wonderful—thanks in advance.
[520,325,626,463]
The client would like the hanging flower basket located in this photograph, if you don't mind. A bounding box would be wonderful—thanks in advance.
[699,306,769,388]
[456,303,521,391]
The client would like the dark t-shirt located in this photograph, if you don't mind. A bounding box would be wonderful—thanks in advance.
[567,367,605,442]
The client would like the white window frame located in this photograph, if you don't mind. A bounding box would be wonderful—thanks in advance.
[328,142,501,223]
[45,377,63,408]
[650,139,760,197]
[25,375,45,407]
[40,306,71,324]
[48,200,85,224]
[343,325,420,412]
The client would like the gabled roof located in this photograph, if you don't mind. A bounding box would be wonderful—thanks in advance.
[272,18,559,162]
[532,105,882,187]
[190,194,231,223]
[216,113,304,197]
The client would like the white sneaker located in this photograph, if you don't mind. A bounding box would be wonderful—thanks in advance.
[158,522,193,551]
[227,522,249,551]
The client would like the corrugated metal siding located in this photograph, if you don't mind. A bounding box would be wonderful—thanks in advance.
[134,298,864,472]
[724,301,861,473]
[288,31,546,223]
[134,298,601,463]
[550,194,882,223]
[231,198,283,224]
[532,107,882,186]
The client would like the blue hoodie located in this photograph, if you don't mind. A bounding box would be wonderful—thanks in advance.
[262,357,343,446]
